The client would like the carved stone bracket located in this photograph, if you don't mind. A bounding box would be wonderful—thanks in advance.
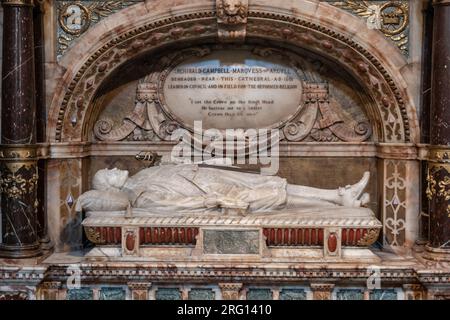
[216,0,248,43]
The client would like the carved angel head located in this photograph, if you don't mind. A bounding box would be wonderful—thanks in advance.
[93,168,129,191]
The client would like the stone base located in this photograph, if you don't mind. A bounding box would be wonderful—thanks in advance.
[83,246,381,264]
[0,243,42,259]
[423,245,450,262]
[82,207,382,261]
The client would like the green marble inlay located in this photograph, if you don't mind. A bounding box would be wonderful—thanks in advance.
[247,289,273,300]
[336,289,364,300]
[370,289,398,300]
[66,288,93,300]
[188,289,215,300]
[155,288,182,300]
[280,289,307,300]
[100,287,126,300]
[203,229,260,254]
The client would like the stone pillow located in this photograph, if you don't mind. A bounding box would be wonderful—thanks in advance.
[75,190,130,212]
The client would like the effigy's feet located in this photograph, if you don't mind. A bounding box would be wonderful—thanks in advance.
[339,172,370,207]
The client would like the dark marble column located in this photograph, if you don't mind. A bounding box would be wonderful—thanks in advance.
[33,1,52,251]
[419,2,434,244]
[0,0,41,258]
[426,0,450,260]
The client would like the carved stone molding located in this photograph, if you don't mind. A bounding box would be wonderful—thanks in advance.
[216,0,248,42]
[50,6,412,144]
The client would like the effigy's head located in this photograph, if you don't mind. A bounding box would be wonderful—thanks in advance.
[92,168,129,191]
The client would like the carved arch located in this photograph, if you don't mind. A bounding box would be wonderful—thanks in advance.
[47,0,418,144]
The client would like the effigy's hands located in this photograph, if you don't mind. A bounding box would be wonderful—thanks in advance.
[204,194,249,211]
[204,195,220,209]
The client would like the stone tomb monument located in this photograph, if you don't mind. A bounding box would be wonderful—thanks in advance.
[79,46,382,262]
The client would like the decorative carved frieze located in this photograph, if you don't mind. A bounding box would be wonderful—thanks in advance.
[328,1,409,56]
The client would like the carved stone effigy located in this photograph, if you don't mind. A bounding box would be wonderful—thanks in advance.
[79,164,381,261]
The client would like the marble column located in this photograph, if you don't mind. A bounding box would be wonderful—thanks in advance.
[0,0,41,258]
[426,0,450,260]
[33,1,51,251]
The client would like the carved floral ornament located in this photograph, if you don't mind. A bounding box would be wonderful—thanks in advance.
[51,7,412,143]
[427,148,450,216]
[331,1,409,56]
[56,1,139,57]
[94,46,372,143]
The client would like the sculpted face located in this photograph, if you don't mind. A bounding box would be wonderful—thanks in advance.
[106,168,129,189]
[223,0,242,15]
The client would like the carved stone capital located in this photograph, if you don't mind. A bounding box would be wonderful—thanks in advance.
[428,146,450,163]
[0,144,38,160]
[216,0,248,43]
[433,0,450,6]
[38,282,62,300]
[128,282,152,300]
[310,283,335,300]
[1,0,34,7]
[402,284,425,300]
[219,283,243,300]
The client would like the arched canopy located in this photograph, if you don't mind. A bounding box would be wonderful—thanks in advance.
[47,0,419,144]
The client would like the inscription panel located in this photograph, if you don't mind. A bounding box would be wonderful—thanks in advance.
[162,50,303,130]
[203,229,260,255]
